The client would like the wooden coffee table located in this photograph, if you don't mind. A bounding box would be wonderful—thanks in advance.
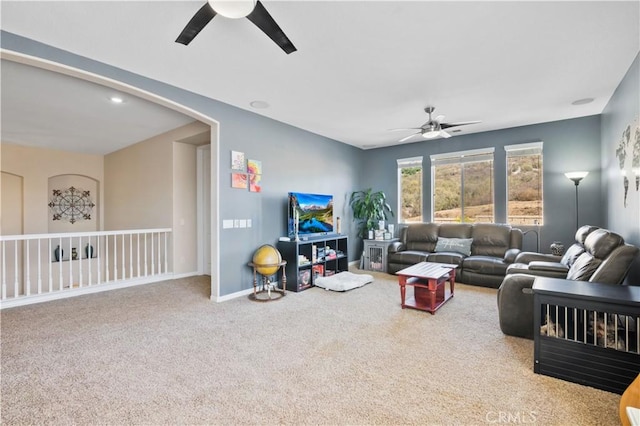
[396,262,456,314]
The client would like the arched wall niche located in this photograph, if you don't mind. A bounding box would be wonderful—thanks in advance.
[47,174,99,233]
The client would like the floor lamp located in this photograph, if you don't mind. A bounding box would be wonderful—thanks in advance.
[565,171,589,231]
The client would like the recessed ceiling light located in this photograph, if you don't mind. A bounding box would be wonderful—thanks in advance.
[250,100,269,109]
[110,96,124,104]
[571,98,594,106]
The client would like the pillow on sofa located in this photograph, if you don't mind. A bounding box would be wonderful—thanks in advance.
[435,237,473,256]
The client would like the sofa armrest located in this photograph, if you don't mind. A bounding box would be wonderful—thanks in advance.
[504,248,521,264]
[514,251,561,264]
[497,273,537,339]
[388,242,405,253]
[528,261,569,273]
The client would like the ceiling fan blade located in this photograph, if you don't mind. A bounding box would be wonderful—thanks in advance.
[399,133,420,142]
[175,3,217,45]
[247,1,297,54]
[439,130,452,139]
[389,127,422,132]
[440,120,482,129]
[434,115,445,123]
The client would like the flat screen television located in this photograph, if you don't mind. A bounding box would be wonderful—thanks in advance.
[288,192,334,238]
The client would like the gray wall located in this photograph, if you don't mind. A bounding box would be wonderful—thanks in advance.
[1,31,363,296]
[601,52,640,284]
[361,116,603,254]
[216,109,362,293]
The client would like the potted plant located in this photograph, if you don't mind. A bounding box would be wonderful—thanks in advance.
[349,188,394,238]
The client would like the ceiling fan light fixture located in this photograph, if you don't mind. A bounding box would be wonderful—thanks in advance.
[422,130,439,139]
[208,0,256,19]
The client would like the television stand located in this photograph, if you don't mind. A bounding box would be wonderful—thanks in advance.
[277,235,348,292]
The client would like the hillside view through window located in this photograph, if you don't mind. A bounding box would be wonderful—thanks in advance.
[433,158,494,223]
[399,160,423,222]
[398,144,542,224]
[507,149,543,225]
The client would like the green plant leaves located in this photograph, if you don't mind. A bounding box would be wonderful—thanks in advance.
[349,188,394,238]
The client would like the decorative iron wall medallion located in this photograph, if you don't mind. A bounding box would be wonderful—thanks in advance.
[615,118,640,207]
[48,187,95,224]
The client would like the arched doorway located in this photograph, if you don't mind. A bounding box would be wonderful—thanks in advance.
[0,50,221,300]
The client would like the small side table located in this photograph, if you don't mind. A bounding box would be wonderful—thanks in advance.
[247,261,287,302]
[362,238,399,272]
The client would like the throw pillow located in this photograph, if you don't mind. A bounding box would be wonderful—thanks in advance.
[434,237,473,256]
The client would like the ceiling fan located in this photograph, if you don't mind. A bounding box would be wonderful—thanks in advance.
[175,0,296,54]
[392,106,481,142]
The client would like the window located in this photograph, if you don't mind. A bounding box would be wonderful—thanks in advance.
[505,142,543,225]
[397,157,423,223]
[431,148,495,223]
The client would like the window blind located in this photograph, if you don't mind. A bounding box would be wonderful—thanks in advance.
[397,156,423,168]
[504,141,543,157]
[430,148,494,166]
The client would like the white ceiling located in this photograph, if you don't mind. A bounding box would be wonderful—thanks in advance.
[1,60,197,155]
[1,1,639,153]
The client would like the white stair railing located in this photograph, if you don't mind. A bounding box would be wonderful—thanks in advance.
[0,229,172,309]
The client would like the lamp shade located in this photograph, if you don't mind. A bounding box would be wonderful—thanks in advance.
[208,0,256,18]
[565,171,589,183]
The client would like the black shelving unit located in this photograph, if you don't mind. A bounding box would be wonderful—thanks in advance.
[277,235,348,292]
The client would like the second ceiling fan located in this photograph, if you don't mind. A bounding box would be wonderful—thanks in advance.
[393,107,481,142]
[175,0,296,54]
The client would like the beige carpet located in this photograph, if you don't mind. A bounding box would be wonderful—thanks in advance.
[1,270,621,425]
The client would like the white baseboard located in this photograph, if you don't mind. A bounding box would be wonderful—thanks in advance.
[172,271,199,280]
[214,287,254,302]
[0,274,174,310]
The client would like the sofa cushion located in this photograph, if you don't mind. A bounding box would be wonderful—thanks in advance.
[584,229,624,259]
[575,225,600,245]
[589,244,640,284]
[434,237,473,256]
[463,256,509,276]
[471,224,511,257]
[387,250,429,266]
[559,244,585,267]
[439,223,472,239]
[566,252,601,281]
[405,223,439,252]
[426,252,465,267]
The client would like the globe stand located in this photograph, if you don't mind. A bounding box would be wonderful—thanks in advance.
[247,261,287,302]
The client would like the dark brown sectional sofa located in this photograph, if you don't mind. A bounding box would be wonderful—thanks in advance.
[387,222,523,288]
[497,225,639,338]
